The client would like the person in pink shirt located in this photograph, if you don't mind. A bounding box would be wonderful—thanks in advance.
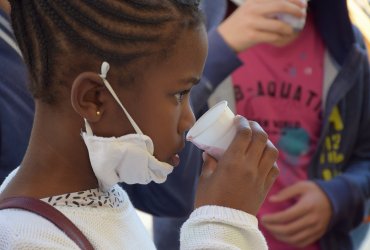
[207,0,370,249]
[230,4,324,250]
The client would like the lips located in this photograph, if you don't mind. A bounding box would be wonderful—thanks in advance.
[168,141,185,167]
[169,154,180,167]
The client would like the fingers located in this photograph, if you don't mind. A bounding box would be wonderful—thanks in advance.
[218,0,307,51]
[262,202,308,224]
[226,115,252,157]
[265,163,279,190]
[244,121,269,168]
[269,182,305,202]
[245,122,279,182]
[258,139,279,191]
[286,0,308,10]
[258,140,279,172]
[249,0,306,19]
[195,153,218,208]
[265,219,320,247]
[263,213,322,247]
[253,18,294,36]
[263,210,313,235]
[223,117,279,207]
[225,117,278,180]
[281,229,320,248]
[200,152,217,178]
[228,17,296,46]
[195,116,279,214]
[261,203,312,245]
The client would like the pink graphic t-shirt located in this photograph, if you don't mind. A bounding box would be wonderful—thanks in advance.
[232,14,324,250]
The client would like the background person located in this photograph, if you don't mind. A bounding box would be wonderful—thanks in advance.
[152,0,370,249]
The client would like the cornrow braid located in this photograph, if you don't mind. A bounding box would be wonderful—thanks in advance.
[83,0,171,27]
[28,1,53,102]
[10,1,31,70]
[37,1,150,61]
[9,0,203,104]
[89,0,170,20]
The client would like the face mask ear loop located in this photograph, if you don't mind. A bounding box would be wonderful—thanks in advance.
[84,118,94,135]
[99,62,144,135]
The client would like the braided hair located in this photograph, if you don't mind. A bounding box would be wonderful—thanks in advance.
[9,0,203,104]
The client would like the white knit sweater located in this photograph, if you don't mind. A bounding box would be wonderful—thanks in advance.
[0,170,268,249]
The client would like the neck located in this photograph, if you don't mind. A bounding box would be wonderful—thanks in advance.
[0,103,98,200]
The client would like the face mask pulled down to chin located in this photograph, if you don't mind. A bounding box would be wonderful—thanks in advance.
[81,62,174,192]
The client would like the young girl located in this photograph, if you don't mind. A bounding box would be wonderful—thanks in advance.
[0,1,279,249]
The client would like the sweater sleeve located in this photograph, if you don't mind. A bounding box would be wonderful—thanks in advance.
[314,51,370,232]
[180,206,268,250]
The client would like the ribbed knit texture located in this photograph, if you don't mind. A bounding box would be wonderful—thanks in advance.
[1,170,268,249]
[180,206,268,250]
[0,187,156,249]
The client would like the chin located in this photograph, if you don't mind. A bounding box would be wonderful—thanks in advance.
[154,153,171,163]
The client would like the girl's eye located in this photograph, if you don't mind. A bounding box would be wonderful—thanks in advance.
[175,89,190,103]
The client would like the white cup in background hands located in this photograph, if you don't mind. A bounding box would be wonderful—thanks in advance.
[273,0,309,31]
[186,100,237,160]
[230,0,309,31]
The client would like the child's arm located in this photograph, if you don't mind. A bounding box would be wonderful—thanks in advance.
[181,116,279,249]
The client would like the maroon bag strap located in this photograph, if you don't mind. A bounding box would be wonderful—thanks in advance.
[0,196,94,250]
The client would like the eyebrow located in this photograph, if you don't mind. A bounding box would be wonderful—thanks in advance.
[179,77,201,85]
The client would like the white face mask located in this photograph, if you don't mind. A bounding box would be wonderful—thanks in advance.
[81,62,174,192]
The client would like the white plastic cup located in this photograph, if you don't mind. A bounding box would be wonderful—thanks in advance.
[275,12,306,31]
[275,0,308,31]
[186,100,236,160]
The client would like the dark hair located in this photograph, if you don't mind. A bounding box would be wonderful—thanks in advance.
[10,0,203,104]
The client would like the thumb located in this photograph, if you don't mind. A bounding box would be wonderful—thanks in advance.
[200,152,217,178]
[269,182,305,202]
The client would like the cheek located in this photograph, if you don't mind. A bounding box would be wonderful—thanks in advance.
[134,102,181,160]
[150,109,181,158]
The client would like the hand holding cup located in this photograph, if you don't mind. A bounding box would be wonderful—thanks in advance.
[192,112,279,215]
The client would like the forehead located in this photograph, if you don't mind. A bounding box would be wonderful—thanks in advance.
[139,25,208,89]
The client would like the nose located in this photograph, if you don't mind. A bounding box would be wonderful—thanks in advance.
[179,101,196,133]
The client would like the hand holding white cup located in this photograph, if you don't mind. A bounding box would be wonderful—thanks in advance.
[268,0,308,31]
[186,101,237,160]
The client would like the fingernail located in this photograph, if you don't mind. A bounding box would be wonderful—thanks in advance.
[202,152,207,161]
[202,168,213,178]
[235,115,248,128]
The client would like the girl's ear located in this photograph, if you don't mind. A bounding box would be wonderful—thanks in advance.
[71,72,107,123]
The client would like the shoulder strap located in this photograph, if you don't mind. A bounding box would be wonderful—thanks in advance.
[0,196,94,250]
